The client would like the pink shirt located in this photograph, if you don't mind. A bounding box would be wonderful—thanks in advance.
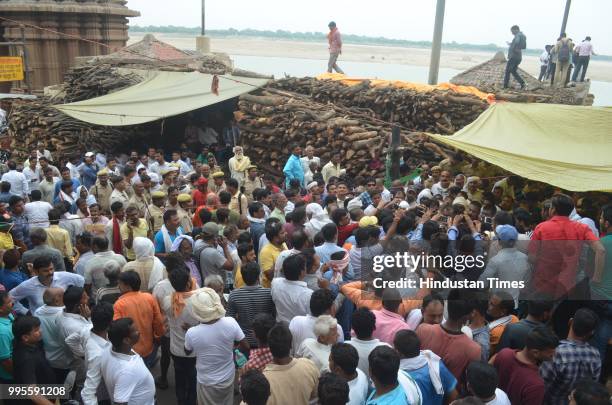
[371,308,410,345]
[329,29,342,54]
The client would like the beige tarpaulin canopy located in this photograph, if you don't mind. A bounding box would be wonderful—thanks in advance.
[427,102,612,192]
[54,70,270,126]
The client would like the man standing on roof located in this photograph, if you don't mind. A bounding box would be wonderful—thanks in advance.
[503,25,527,90]
[327,21,345,74]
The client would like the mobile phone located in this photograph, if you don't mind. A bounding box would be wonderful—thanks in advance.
[484,217,493,224]
[438,216,448,223]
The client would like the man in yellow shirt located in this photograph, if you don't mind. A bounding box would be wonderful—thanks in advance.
[46,208,74,262]
[233,242,257,289]
[121,205,150,261]
[258,221,287,288]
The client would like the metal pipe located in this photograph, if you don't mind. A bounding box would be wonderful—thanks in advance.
[428,0,446,85]
[560,0,571,36]
[201,0,206,36]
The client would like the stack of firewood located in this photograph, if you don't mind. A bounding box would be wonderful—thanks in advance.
[59,64,142,103]
[235,88,460,180]
[270,77,489,134]
[7,64,147,160]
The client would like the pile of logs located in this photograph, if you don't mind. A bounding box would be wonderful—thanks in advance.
[270,77,489,134]
[8,64,146,160]
[236,78,488,180]
[236,88,459,180]
[59,64,142,103]
[7,100,144,159]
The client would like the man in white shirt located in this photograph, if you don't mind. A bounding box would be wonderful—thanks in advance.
[185,288,249,405]
[79,302,113,405]
[84,237,127,294]
[346,307,390,377]
[538,45,551,81]
[66,155,82,181]
[24,190,53,228]
[60,286,93,360]
[34,287,74,380]
[466,361,511,405]
[23,158,40,192]
[101,318,156,405]
[36,142,53,162]
[10,256,84,315]
[301,146,321,184]
[1,160,28,197]
[271,254,313,323]
[431,170,451,198]
[149,150,172,176]
[289,289,344,354]
[329,343,370,405]
[572,36,597,83]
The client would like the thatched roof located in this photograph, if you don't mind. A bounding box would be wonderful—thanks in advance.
[450,51,541,91]
[87,34,231,74]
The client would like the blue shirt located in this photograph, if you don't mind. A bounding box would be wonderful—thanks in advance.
[283,154,304,188]
[0,314,14,380]
[366,384,409,405]
[402,361,456,405]
[154,227,184,254]
[53,178,80,199]
[0,269,28,292]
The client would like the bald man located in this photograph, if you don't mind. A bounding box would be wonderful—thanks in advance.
[34,288,75,380]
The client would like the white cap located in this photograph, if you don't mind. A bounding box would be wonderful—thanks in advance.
[84,152,95,157]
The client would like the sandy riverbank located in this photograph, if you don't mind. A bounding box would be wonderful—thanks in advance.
[129,33,612,82]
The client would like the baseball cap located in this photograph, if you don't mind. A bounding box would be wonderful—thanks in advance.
[202,222,219,236]
[495,224,519,241]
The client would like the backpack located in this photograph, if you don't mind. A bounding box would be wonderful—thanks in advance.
[558,40,570,62]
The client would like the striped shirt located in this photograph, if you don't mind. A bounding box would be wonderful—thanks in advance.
[226,285,275,347]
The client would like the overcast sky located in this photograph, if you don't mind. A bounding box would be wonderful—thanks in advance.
[127,0,612,54]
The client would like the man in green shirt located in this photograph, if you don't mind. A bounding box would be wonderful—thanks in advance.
[269,193,287,225]
[0,290,14,382]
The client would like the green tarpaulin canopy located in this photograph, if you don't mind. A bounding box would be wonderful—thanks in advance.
[54,70,269,126]
[427,102,612,192]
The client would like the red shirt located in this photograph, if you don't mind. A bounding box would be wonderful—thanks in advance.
[529,216,598,297]
[337,223,358,246]
[415,323,481,386]
[192,189,208,208]
[493,349,544,405]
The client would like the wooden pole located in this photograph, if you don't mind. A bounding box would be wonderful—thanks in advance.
[560,0,571,36]
[428,0,446,85]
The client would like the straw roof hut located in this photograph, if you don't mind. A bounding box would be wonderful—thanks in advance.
[450,51,541,92]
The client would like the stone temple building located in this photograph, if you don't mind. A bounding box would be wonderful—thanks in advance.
[0,0,139,92]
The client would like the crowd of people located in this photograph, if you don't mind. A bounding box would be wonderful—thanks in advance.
[503,25,597,90]
[0,132,608,405]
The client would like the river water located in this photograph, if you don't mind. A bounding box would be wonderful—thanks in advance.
[231,54,612,106]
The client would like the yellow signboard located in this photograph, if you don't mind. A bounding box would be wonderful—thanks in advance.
[0,57,24,82]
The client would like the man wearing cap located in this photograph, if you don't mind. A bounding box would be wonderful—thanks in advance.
[78,152,99,189]
[128,181,150,220]
[148,191,166,233]
[90,168,113,215]
[198,222,234,285]
[209,172,226,194]
[177,194,193,233]
[158,168,177,194]
[192,177,209,208]
[185,288,249,405]
[242,166,264,203]
[479,224,529,306]
[109,176,130,209]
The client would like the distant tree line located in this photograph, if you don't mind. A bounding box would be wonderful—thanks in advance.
[129,26,611,60]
